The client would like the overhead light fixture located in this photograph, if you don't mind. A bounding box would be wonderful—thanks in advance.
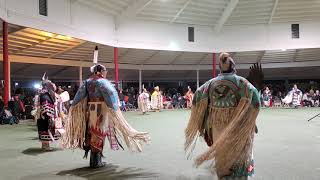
[41,32,54,37]
[281,48,287,51]
[56,35,72,40]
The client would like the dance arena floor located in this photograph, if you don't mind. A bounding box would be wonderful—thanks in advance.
[1,108,320,180]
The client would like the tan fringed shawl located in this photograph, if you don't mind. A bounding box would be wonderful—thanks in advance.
[185,76,260,177]
[61,98,150,152]
[61,98,88,149]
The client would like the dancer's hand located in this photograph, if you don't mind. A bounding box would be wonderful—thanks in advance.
[247,63,264,91]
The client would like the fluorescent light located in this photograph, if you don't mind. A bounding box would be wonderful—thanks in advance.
[281,48,287,51]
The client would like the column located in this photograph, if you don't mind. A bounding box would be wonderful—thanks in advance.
[139,69,142,93]
[212,52,216,78]
[114,47,119,90]
[79,65,83,86]
[196,69,199,88]
[2,21,10,106]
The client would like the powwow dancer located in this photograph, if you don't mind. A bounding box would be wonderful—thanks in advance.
[282,84,302,107]
[185,86,194,109]
[62,46,150,168]
[33,74,68,151]
[138,88,150,115]
[185,52,261,180]
[151,86,163,111]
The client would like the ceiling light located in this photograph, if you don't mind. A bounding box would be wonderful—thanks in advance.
[56,35,72,40]
[281,48,287,51]
[41,32,54,37]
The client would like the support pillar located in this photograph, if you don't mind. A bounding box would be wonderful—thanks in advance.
[196,69,199,89]
[114,47,119,90]
[212,52,216,78]
[285,78,289,92]
[79,65,83,86]
[2,21,10,106]
[139,69,142,93]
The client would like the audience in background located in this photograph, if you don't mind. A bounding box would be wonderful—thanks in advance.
[2,80,320,124]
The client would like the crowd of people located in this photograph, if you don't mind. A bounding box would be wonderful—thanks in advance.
[0,83,196,125]
[2,80,320,125]
[262,83,320,108]
[119,86,194,113]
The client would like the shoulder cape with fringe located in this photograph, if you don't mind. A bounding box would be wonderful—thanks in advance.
[185,73,260,177]
[61,77,150,152]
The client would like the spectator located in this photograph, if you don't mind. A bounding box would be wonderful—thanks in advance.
[119,90,126,111]
[303,92,313,107]
[314,90,320,107]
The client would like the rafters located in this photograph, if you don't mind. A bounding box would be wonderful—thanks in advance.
[197,53,209,65]
[116,0,153,23]
[141,50,160,64]
[292,49,299,62]
[214,0,239,32]
[49,41,86,58]
[269,0,279,24]
[169,52,184,65]
[11,35,58,54]
[170,0,192,23]
[257,51,266,63]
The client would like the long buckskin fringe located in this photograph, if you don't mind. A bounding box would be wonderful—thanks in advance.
[104,105,150,152]
[185,98,208,158]
[195,98,259,177]
[61,98,88,149]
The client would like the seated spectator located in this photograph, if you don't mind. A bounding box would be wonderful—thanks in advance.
[314,90,320,107]
[262,87,272,107]
[119,90,126,111]
[303,92,313,107]
[273,91,283,107]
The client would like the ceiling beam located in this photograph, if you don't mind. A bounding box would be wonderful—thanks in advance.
[170,0,192,23]
[11,35,57,54]
[116,0,153,23]
[268,0,279,24]
[94,0,123,12]
[214,0,239,32]
[169,52,184,65]
[0,27,25,38]
[119,49,131,59]
[49,41,86,58]
[197,53,209,65]
[141,50,160,64]
[292,49,299,62]
[257,51,266,63]
[77,0,118,15]
[2,54,320,71]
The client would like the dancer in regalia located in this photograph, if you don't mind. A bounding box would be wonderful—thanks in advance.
[151,86,163,111]
[185,86,194,109]
[282,84,302,107]
[62,46,150,168]
[185,52,261,180]
[138,88,150,115]
[33,74,68,151]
